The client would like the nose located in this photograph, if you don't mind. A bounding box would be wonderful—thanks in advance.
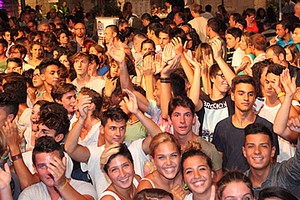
[254,146,261,154]
[180,115,185,123]
[193,170,200,178]
[119,167,125,177]
[115,128,121,137]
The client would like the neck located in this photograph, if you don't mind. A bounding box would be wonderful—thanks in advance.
[174,132,197,151]
[210,88,226,100]
[76,73,90,84]
[232,110,256,128]
[17,103,28,117]
[283,33,291,43]
[76,36,84,45]
[265,95,280,106]
[192,187,212,200]
[249,165,271,187]
[111,183,136,200]
[0,54,6,60]
[254,50,264,57]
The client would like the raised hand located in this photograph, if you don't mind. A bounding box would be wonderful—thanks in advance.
[171,184,186,200]
[162,43,176,65]
[0,163,11,190]
[76,95,92,120]
[287,116,300,133]
[171,37,184,56]
[280,68,296,98]
[142,55,156,76]
[107,38,126,65]
[123,89,139,115]
[211,39,222,60]
[2,120,21,148]
[46,156,68,190]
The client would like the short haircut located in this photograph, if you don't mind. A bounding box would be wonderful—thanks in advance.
[205,5,212,12]
[135,188,173,200]
[148,22,163,37]
[250,34,267,51]
[244,123,274,146]
[51,83,77,101]
[209,63,221,78]
[7,57,22,67]
[9,44,27,58]
[226,27,242,39]
[168,96,195,117]
[266,44,286,59]
[266,63,285,76]
[32,136,64,165]
[38,58,64,74]
[3,78,27,104]
[230,13,242,22]
[141,39,155,50]
[207,18,220,33]
[100,107,129,127]
[190,3,202,13]
[277,20,291,32]
[0,92,18,119]
[169,28,187,44]
[141,13,151,21]
[231,75,257,95]
[149,132,181,157]
[71,52,90,63]
[39,102,70,138]
[79,87,103,118]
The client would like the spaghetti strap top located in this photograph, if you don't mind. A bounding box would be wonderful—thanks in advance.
[140,177,156,188]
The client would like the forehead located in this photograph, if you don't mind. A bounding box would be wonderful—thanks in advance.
[142,43,154,49]
[105,118,126,127]
[234,83,255,92]
[62,90,76,98]
[172,105,192,114]
[7,61,19,66]
[245,133,271,143]
[35,151,61,163]
[75,23,85,28]
[45,64,59,72]
[159,32,169,38]
[276,24,284,29]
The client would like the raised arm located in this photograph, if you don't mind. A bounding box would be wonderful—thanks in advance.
[0,163,13,200]
[184,54,203,111]
[142,54,156,100]
[273,69,299,143]
[123,89,162,154]
[212,39,236,86]
[47,157,95,200]
[64,95,92,163]
[2,120,40,189]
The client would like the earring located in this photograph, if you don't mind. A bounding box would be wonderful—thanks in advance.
[183,183,189,190]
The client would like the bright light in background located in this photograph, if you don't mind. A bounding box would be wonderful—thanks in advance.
[0,0,3,8]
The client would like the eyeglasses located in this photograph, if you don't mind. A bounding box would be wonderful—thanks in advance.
[216,73,225,79]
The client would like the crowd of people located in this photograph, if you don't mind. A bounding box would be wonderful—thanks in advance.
[0,0,300,199]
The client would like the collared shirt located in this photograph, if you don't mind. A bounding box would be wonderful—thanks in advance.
[245,139,300,199]
[276,36,294,48]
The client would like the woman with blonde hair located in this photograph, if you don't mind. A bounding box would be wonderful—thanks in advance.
[100,143,140,200]
[137,132,186,200]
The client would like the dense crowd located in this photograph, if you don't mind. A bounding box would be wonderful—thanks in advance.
[0,0,300,199]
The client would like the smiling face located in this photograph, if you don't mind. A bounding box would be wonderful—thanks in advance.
[31,104,41,132]
[264,73,280,97]
[183,155,213,196]
[225,34,239,49]
[152,141,181,180]
[243,133,275,171]
[211,71,229,94]
[106,155,134,190]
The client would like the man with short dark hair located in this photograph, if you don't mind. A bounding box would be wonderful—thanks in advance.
[212,75,280,172]
[243,123,300,199]
[73,21,86,52]
[0,39,8,73]
[270,20,294,47]
[18,136,96,200]
[6,57,22,74]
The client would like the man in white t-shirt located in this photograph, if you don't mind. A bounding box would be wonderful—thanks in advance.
[65,90,162,199]
[18,136,96,200]
[72,52,105,95]
[188,3,208,43]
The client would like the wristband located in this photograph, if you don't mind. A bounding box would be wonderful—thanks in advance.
[160,80,171,83]
[11,153,22,162]
[57,179,69,190]
[277,92,286,98]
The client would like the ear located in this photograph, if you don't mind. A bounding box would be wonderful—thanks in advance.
[113,32,117,38]
[100,125,105,135]
[192,113,196,125]
[210,76,216,84]
[231,91,235,101]
[270,146,276,158]
[54,133,64,143]
[32,163,37,173]
[236,37,241,43]
[55,99,62,104]
[242,146,247,158]
[40,74,45,81]
[6,114,15,122]
[279,53,285,61]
